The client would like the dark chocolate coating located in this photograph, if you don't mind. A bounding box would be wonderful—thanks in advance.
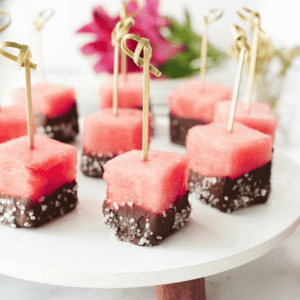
[189,162,271,213]
[35,102,79,143]
[81,150,116,178]
[103,190,191,246]
[0,181,78,228]
[169,112,207,146]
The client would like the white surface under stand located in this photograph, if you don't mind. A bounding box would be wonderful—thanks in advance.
[0,119,299,300]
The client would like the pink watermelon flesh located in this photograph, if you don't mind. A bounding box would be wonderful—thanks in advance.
[168,79,233,123]
[186,122,272,179]
[83,108,151,155]
[12,83,76,118]
[0,135,77,205]
[0,105,36,143]
[214,101,278,144]
[104,150,189,214]
[99,73,143,109]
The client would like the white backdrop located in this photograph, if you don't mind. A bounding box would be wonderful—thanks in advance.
[1,0,295,71]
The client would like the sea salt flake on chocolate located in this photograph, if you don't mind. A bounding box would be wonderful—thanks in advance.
[261,189,267,196]
[0,199,7,205]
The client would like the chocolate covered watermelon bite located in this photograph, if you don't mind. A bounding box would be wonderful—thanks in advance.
[168,9,232,146]
[187,122,272,213]
[0,105,35,144]
[103,33,188,246]
[168,79,233,145]
[81,108,151,178]
[0,134,78,227]
[103,150,191,246]
[214,101,278,145]
[12,83,79,143]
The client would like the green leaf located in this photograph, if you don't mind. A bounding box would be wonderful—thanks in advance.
[163,10,226,79]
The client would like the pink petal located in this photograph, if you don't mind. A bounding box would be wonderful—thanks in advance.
[80,41,109,56]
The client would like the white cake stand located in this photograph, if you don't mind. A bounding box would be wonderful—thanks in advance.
[0,119,299,300]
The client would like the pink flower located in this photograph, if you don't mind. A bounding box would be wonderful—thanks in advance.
[77,0,183,74]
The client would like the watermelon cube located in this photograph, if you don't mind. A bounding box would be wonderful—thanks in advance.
[103,150,191,246]
[0,135,78,227]
[214,101,278,144]
[168,79,233,145]
[12,83,79,143]
[100,73,144,109]
[0,105,36,144]
[187,122,272,213]
[81,108,152,178]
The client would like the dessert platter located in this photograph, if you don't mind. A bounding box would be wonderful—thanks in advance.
[0,117,298,289]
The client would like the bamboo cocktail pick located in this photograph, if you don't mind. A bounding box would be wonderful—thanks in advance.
[200,8,223,89]
[119,1,140,78]
[121,34,161,160]
[33,8,54,85]
[227,25,250,132]
[0,11,11,32]
[0,42,37,148]
[236,7,262,112]
[111,5,134,115]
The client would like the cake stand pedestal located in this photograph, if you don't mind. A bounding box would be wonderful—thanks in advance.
[156,278,206,300]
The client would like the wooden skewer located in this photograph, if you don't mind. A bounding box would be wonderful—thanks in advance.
[119,1,137,80]
[227,25,250,132]
[34,8,54,85]
[142,46,150,160]
[227,47,246,132]
[236,7,262,112]
[111,6,135,116]
[0,42,37,148]
[121,34,161,160]
[0,11,11,32]
[24,51,35,148]
[200,8,223,89]
[245,23,259,112]
[113,43,119,116]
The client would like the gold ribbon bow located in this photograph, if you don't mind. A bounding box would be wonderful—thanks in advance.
[34,8,54,32]
[111,3,135,45]
[121,34,161,77]
[0,11,11,32]
[231,25,250,56]
[0,42,37,69]
[202,8,223,25]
